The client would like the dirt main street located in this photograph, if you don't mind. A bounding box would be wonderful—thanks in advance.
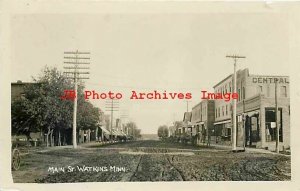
[12,140,291,182]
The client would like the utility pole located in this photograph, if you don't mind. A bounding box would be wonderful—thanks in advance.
[63,50,90,149]
[275,80,280,153]
[120,110,129,123]
[105,99,119,142]
[226,55,246,151]
[242,79,246,151]
[186,100,191,112]
[120,110,129,137]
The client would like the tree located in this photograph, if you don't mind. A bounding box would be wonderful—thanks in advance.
[157,125,168,139]
[125,122,141,140]
[11,66,100,146]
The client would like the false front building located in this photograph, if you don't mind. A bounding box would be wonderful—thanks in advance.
[213,68,290,151]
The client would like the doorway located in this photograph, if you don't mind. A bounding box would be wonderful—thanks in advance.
[245,113,260,147]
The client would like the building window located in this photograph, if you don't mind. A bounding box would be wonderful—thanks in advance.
[265,108,283,142]
[280,86,287,97]
[222,106,224,116]
[242,87,245,100]
[226,105,228,116]
[218,108,220,117]
[257,86,263,94]
[238,89,241,101]
[222,123,231,138]
[267,86,270,97]
[216,109,217,118]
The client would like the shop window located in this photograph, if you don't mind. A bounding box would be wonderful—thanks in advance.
[265,108,283,142]
[222,106,224,116]
[222,124,231,139]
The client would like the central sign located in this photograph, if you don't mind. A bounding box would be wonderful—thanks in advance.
[252,77,289,84]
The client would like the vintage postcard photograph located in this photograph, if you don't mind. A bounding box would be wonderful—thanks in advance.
[1,1,300,191]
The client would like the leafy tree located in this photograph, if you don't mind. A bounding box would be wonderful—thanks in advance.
[125,121,141,140]
[157,125,169,138]
[11,66,100,146]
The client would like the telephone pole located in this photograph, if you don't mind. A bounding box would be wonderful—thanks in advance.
[275,80,280,153]
[186,100,191,112]
[63,50,90,149]
[226,54,246,151]
[105,99,119,142]
[120,110,129,137]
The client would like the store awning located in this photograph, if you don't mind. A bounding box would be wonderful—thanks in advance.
[100,127,110,135]
[214,120,231,125]
[121,131,127,136]
[192,121,204,126]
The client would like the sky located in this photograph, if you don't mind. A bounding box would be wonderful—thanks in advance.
[11,13,290,134]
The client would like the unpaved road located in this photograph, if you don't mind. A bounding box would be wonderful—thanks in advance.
[12,140,291,182]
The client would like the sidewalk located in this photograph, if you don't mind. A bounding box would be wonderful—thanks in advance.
[208,143,290,156]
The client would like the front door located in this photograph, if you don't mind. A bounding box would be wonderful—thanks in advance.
[245,114,260,147]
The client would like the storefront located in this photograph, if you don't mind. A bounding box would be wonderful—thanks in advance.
[212,120,232,145]
[236,94,290,151]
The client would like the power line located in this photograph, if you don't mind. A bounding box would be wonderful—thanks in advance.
[186,100,191,112]
[63,50,90,149]
[105,99,120,142]
[85,81,211,91]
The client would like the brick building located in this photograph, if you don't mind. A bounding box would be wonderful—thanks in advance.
[213,74,233,145]
[213,68,290,151]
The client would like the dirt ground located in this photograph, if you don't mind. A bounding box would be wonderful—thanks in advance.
[12,140,291,182]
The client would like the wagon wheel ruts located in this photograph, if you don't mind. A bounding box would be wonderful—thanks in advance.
[12,148,21,171]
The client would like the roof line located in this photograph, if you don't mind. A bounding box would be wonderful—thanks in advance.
[213,74,232,88]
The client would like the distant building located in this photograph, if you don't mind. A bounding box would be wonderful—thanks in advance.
[168,125,176,137]
[173,121,183,137]
[11,80,37,102]
[178,112,192,136]
[11,81,42,140]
